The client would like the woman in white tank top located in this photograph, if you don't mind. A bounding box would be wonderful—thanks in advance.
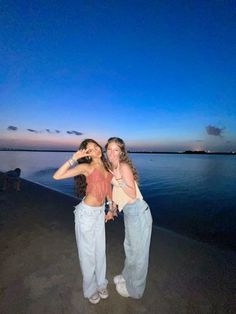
[105,137,153,299]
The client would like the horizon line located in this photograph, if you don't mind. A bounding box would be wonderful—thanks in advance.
[0,148,235,155]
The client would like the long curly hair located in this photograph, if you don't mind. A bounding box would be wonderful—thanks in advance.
[105,137,138,182]
[74,139,109,198]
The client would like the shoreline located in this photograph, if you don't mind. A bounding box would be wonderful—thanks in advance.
[0,178,236,313]
[22,177,236,253]
[22,177,236,252]
[2,172,235,252]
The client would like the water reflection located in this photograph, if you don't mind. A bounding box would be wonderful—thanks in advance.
[0,151,235,249]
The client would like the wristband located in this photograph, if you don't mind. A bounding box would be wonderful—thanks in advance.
[68,158,77,167]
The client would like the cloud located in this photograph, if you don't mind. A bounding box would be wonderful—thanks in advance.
[195,140,204,142]
[7,126,79,135]
[206,125,225,136]
[27,128,40,133]
[7,126,18,131]
[67,130,83,136]
[46,129,61,134]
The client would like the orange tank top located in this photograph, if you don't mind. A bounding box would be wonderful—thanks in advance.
[86,168,112,203]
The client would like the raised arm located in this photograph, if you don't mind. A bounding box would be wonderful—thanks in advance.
[53,149,89,180]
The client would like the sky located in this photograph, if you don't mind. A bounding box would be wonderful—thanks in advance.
[0,0,235,152]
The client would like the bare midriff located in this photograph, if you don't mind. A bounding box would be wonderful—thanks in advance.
[83,193,105,207]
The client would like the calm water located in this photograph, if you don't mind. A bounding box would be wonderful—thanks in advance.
[0,151,236,250]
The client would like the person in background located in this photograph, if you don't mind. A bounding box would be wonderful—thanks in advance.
[3,168,21,191]
[53,139,113,304]
[105,137,153,299]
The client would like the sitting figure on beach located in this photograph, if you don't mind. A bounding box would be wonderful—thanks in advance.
[3,168,21,191]
[105,137,153,299]
[53,139,113,304]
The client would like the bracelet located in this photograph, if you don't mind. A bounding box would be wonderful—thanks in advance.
[68,158,77,167]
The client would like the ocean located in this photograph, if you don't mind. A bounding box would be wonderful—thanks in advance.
[0,151,235,250]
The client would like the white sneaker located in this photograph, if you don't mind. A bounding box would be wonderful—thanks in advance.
[88,292,100,304]
[98,287,109,299]
[113,274,125,285]
[116,282,130,298]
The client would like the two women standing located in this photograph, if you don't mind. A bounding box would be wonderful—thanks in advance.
[53,137,152,303]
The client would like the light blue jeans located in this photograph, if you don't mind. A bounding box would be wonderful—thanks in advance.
[122,199,153,299]
[74,201,108,298]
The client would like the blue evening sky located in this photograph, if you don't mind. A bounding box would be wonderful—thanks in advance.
[0,0,235,152]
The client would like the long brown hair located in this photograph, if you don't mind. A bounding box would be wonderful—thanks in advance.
[74,139,109,198]
[105,137,138,181]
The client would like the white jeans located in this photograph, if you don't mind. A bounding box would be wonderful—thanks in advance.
[74,201,108,298]
[122,199,152,298]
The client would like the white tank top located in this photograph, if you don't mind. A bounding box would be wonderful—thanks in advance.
[111,177,143,211]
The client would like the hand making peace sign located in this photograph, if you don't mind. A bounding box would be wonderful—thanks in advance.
[71,149,91,161]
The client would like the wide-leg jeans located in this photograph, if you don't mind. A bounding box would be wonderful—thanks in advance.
[122,199,153,299]
[74,201,108,298]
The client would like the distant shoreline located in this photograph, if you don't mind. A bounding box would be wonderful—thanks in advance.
[0,148,235,155]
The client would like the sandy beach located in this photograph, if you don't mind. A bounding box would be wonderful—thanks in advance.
[0,178,235,314]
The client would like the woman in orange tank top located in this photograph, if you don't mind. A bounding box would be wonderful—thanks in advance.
[53,139,113,304]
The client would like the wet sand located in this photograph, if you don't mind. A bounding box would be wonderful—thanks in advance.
[0,178,235,314]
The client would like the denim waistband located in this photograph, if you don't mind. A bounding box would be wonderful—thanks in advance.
[74,200,105,212]
[123,199,149,215]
